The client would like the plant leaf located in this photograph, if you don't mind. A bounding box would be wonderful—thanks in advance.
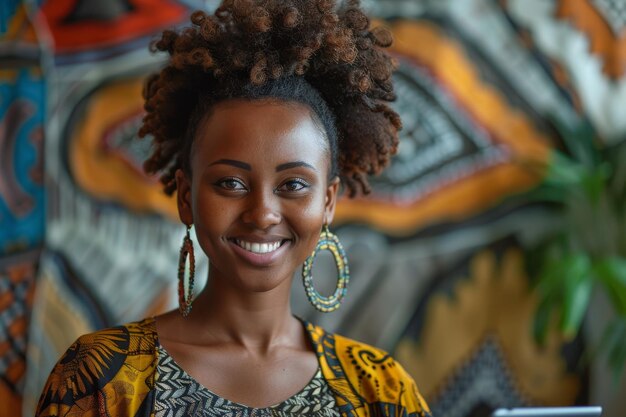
[560,254,593,338]
[595,257,626,316]
[543,151,586,188]
[600,318,626,383]
[549,118,598,168]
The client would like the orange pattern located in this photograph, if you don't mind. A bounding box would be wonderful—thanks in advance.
[1,4,39,44]
[556,0,626,79]
[69,79,178,220]
[395,249,580,406]
[334,21,551,234]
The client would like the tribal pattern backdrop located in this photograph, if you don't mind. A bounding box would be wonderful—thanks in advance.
[1,0,625,416]
[0,0,45,415]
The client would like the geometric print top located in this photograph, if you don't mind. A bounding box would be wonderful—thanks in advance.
[154,345,340,417]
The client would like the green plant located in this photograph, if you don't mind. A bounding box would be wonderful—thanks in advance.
[527,120,626,379]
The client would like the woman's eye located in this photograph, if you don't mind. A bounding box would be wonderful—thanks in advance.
[278,179,309,192]
[217,178,246,190]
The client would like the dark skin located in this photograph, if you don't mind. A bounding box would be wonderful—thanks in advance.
[156,98,340,408]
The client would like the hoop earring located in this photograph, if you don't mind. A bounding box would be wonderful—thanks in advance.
[302,224,350,312]
[178,225,195,317]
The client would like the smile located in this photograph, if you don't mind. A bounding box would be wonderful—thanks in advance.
[234,239,284,254]
[228,238,292,267]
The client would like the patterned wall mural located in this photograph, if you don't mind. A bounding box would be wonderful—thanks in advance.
[1,0,625,416]
[1,1,45,415]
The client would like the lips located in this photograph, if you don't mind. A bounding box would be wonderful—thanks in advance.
[228,237,292,267]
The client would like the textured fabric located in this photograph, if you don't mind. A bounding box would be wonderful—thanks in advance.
[155,345,339,417]
[35,318,431,417]
[35,320,158,417]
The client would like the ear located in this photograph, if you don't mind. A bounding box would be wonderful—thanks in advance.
[175,169,193,226]
[323,177,340,225]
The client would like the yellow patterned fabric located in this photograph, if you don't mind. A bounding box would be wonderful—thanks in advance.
[36,318,431,417]
[35,320,158,417]
[306,322,431,417]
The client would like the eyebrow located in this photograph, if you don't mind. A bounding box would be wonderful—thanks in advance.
[275,161,317,172]
[208,159,317,172]
[208,159,251,171]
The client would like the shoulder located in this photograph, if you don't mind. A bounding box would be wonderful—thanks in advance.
[74,317,158,352]
[305,322,432,417]
[57,317,158,378]
[35,318,158,416]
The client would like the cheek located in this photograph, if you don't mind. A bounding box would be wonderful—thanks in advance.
[290,195,326,237]
[191,189,232,249]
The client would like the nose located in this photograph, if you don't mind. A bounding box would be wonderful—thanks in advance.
[241,188,282,230]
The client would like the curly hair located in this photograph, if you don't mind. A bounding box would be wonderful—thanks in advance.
[139,0,401,197]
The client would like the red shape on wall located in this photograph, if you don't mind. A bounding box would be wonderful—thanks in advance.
[40,0,187,53]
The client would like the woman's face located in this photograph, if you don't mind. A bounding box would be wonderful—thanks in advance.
[176,98,339,294]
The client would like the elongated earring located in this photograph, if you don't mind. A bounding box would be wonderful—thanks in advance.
[178,224,195,317]
[302,224,350,312]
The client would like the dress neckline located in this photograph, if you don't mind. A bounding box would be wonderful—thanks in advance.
[151,316,324,409]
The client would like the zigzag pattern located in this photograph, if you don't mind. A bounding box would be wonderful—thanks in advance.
[154,345,340,417]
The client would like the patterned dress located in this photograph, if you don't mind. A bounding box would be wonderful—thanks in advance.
[35,318,432,417]
[155,345,339,416]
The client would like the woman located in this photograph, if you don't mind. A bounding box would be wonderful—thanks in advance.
[36,1,432,416]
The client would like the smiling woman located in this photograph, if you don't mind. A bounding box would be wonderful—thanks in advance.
[35,1,432,416]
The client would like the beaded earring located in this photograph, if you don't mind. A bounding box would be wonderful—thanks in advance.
[302,224,350,312]
[178,224,195,317]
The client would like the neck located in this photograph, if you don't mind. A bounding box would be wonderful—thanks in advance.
[185,271,300,352]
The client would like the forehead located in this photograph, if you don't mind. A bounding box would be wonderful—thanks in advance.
[191,99,329,168]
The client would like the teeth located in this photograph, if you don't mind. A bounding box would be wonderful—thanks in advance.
[236,240,282,254]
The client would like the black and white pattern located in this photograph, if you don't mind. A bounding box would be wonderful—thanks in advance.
[155,345,340,417]
[428,336,529,417]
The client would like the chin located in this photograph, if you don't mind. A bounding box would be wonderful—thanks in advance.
[230,268,292,294]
